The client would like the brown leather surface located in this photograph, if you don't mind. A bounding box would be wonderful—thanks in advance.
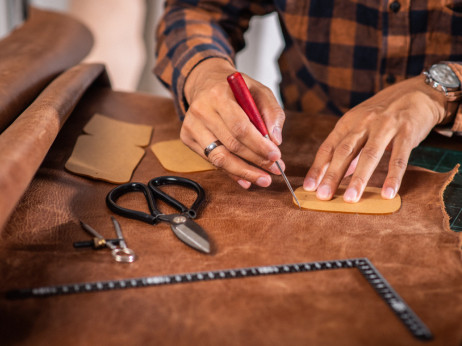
[0,86,461,345]
[0,63,109,231]
[0,7,93,132]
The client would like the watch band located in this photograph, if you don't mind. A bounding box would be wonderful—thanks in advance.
[423,63,462,102]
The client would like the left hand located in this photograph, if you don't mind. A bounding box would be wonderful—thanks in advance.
[303,75,448,203]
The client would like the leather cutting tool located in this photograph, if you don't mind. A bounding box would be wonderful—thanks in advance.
[227,72,301,208]
[106,176,210,254]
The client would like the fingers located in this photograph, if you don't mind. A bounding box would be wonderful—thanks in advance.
[381,137,412,200]
[185,101,282,170]
[344,153,360,178]
[309,130,370,202]
[183,61,287,189]
[209,100,282,164]
[304,115,415,203]
[181,109,275,188]
[303,126,357,192]
[342,139,390,203]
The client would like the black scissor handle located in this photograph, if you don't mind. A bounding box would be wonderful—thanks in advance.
[106,182,160,224]
[148,176,205,219]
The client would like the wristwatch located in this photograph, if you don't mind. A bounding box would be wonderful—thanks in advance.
[423,63,462,123]
[424,63,462,99]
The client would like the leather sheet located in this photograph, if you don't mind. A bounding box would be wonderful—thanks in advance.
[0,8,93,132]
[0,87,461,345]
[0,63,109,230]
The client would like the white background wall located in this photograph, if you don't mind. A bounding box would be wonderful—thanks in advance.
[0,0,283,103]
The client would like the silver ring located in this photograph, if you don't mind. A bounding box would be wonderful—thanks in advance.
[204,140,222,157]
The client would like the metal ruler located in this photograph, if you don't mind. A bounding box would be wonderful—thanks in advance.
[6,257,432,341]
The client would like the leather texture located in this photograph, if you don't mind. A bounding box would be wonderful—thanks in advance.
[0,63,109,231]
[0,87,461,345]
[0,7,93,132]
[0,7,461,344]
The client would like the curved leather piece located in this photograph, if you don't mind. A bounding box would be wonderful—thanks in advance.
[0,90,460,345]
[0,7,93,132]
[0,63,109,231]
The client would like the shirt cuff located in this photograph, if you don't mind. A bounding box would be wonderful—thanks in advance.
[155,49,234,120]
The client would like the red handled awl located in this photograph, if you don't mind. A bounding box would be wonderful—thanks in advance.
[227,72,301,208]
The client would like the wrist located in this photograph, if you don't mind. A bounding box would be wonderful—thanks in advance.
[423,62,462,125]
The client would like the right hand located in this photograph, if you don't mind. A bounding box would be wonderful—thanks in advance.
[182,58,286,189]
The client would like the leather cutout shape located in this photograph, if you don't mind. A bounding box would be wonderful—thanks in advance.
[151,139,215,173]
[293,185,401,214]
[65,114,152,183]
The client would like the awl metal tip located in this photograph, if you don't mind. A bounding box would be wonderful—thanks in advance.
[274,161,301,209]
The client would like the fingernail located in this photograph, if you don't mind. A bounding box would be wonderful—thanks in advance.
[303,178,316,191]
[237,179,251,189]
[317,185,331,200]
[344,188,358,203]
[256,176,271,187]
[273,126,282,145]
[269,163,280,175]
[268,150,280,162]
[382,187,395,199]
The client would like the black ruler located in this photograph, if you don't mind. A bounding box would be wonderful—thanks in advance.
[6,257,432,341]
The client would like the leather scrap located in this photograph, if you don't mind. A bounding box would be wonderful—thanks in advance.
[293,185,401,214]
[151,139,215,173]
[65,114,153,184]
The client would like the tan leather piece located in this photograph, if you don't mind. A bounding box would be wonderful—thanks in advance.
[0,89,460,345]
[0,7,93,132]
[294,185,401,214]
[65,114,153,183]
[0,63,109,231]
[151,139,216,172]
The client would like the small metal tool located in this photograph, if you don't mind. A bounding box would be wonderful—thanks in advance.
[73,238,121,249]
[80,219,136,263]
[227,72,301,208]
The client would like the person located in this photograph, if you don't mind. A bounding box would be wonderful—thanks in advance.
[154,0,462,203]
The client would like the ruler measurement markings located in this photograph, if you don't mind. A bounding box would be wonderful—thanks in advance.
[6,258,432,340]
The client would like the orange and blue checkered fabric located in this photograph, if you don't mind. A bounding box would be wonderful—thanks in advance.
[154,0,462,131]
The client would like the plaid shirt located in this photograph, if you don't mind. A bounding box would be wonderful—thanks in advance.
[154,0,462,132]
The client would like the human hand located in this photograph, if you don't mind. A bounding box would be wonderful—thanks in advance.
[303,75,448,202]
[182,58,286,189]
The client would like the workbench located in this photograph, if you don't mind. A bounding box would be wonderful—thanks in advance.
[0,8,461,346]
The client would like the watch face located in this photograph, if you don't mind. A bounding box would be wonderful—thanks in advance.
[429,64,460,88]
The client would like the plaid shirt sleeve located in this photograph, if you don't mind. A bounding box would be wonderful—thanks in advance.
[154,0,274,118]
[155,0,462,134]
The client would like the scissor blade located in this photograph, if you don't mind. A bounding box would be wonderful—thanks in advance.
[170,219,210,254]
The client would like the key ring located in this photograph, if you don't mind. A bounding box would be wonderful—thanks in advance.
[111,248,136,263]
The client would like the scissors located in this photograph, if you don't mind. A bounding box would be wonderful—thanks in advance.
[80,217,136,263]
[106,176,210,254]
